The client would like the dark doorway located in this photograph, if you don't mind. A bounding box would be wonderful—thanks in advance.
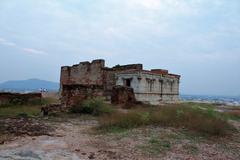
[125,79,131,87]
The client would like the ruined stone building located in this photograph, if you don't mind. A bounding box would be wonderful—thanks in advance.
[60,59,180,106]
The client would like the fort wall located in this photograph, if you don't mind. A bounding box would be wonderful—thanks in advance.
[60,60,144,106]
[60,59,180,106]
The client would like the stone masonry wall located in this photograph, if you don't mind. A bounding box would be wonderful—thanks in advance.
[60,59,105,86]
[60,59,143,106]
[61,85,104,106]
[102,64,143,99]
[116,71,180,105]
[60,59,180,106]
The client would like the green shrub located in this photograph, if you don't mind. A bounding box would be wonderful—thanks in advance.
[69,98,112,116]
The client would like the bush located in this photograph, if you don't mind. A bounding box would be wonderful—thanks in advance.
[69,98,112,116]
[98,104,236,136]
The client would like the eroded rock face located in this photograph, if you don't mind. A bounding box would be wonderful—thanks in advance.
[111,86,136,105]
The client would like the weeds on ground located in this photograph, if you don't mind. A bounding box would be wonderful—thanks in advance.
[225,110,240,121]
[0,97,57,107]
[182,144,199,155]
[98,104,237,136]
[41,97,60,105]
[182,102,216,109]
[0,97,58,117]
[0,105,41,117]
[138,136,171,155]
[69,98,113,116]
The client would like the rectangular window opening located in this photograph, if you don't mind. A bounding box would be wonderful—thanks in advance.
[125,79,132,87]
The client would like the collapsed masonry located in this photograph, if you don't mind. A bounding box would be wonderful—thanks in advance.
[60,59,180,106]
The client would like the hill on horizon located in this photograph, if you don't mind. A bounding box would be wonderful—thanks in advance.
[0,79,59,92]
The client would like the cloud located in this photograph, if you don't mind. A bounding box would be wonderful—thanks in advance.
[22,48,48,55]
[129,0,162,10]
[126,0,200,15]
[0,0,239,95]
[0,37,16,46]
[0,37,47,56]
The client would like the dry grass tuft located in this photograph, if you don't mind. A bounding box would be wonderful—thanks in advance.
[98,104,237,136]
[225,110,240,121]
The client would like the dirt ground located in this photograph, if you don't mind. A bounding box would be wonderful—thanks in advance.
[0,115,239,160]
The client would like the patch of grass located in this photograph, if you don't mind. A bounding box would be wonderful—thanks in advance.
[40,97,60,105]
[0,105,41,117]
[0,97,58,117]
[182,144,199,154]
[96,126,128,134]
[181,102,216,109]
[69,98,113,116]
[99,108,151,131]
[0,97,59,107]
[138,136,171,155]
[98,104,237,136]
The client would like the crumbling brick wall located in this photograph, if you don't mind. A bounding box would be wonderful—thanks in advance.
[60,59,180,106]
[61,84,104,106]
[60,59,143,107]
[111,86,136,105]
[60,59,105,86]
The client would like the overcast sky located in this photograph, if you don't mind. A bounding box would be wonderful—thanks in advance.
[0,0,240,96]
